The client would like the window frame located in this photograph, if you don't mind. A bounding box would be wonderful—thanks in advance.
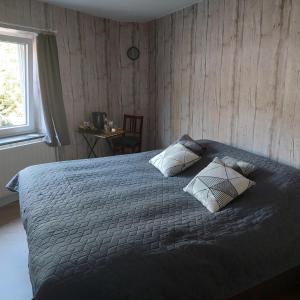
[0,33,35,138]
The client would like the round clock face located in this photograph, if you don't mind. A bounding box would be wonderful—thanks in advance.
[127,46,140,61]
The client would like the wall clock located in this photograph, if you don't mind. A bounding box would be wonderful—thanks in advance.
[127,46,140,61]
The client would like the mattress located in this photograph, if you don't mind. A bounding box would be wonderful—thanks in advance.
[7,140,300,300]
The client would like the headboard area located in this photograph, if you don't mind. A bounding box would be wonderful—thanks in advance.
[153,0,300,168]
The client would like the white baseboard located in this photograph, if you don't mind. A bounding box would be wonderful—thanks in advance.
[0,194,18,208]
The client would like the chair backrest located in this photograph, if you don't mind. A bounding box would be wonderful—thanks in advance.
[123,114,143,140]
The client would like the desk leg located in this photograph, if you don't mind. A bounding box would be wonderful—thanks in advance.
[82,134,98,158]
[107,138,114,155]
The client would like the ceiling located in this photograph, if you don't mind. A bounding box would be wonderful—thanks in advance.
[38,0,200,22]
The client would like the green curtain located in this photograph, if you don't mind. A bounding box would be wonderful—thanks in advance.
[37,34,70,147]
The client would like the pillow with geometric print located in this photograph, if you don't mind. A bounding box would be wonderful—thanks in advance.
[183,157,255,213]
[149,143,200,177]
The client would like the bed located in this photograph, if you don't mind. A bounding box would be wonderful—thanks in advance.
[7,140,300,300]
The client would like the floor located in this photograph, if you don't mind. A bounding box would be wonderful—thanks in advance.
[0,202,32,300]
[0,202,299,300]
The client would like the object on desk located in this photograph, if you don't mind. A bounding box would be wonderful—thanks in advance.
[111,128,116,133]
[103,119,115,133]
[108,120,114,131]
[79,121,94,130]
[92,112,107,130]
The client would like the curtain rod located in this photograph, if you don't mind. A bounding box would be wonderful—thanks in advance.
[0,21,57,35]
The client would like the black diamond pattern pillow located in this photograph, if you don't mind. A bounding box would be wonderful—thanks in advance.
[221,156,256,176]
[183,157,255,212]
[149,143,200,177]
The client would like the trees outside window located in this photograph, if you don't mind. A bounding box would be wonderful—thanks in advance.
[0,33,35,138]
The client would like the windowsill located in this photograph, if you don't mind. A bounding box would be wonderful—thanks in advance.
[0,133,45,147]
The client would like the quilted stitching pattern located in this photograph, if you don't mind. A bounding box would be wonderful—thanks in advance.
[9,140,300,300]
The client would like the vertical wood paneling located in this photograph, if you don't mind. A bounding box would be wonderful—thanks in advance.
[180,6,194,137]
[204,0,224,141]
[154,0,300,168]
[250,0,282,156]
[217,0,238,144]
[172,10,184,143]
[190,1,208,140]
[2,0,300,167]
[136,23,152,150]
[154,17,164,147]
[0,0,154,159]
[148,21,157,149]
[162,16,172,146]
[276,0,300,165]
[65,10,85,159]
[269,0,291,161]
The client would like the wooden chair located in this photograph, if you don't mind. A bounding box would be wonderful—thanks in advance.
[112,114,143,154]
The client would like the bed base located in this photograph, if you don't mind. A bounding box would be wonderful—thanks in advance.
[230,265,300,299]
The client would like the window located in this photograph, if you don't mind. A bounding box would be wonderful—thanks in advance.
[0,30,35,138]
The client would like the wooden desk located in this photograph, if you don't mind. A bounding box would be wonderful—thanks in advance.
[78,128,124,158]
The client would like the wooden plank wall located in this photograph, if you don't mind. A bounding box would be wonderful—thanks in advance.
[0,0,155,160]
[154,0,300,167]
[1,0,300,167]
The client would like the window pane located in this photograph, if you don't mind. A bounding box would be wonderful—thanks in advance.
[0,41,27,128]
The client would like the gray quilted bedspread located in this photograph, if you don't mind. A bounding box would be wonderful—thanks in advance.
[7,140,300,300]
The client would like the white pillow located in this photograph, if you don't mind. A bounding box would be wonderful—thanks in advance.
[149,143,200,177]
[183,157,255,212]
